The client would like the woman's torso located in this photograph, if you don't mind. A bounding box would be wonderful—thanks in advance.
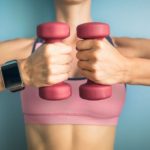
[21,39,126,150]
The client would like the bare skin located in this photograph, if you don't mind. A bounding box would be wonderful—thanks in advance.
[23,1,117,149]
[2,39,150,150]
[0,1,117,150]
[24,39,116,150]
[22,0,116,150]
[25,125,115,150]
[1,1,150,150]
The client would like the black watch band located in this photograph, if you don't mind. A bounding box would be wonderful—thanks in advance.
[1,60,25,92]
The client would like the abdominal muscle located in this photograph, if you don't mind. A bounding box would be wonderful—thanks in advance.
[25,124,116,150]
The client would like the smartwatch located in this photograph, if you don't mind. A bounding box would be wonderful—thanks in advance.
[0,60,25,92]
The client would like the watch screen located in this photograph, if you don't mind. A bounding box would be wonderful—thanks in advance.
[1,61,22,88]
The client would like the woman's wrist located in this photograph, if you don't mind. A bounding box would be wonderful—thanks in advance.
[0,58,31,92]
[18,59,31,86]
[121,57,131,84]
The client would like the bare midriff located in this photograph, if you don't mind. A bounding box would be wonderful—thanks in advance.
[25,124,116,150]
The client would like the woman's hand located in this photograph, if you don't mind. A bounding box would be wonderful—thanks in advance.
[76,39,131,85]
[18,42,73,87]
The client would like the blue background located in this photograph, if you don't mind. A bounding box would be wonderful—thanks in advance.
[0,0,150,149]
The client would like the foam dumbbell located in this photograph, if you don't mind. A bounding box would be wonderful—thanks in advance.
[77,22,112,100]
[37,22,72,100]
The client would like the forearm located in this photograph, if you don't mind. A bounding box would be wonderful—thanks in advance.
[127,58,150,85]
[0,38,34,91]
[0,38,34,64]
[113,37,150,59]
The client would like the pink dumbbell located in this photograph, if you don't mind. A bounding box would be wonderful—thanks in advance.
[37,22,72,100]
[77,22,112,100]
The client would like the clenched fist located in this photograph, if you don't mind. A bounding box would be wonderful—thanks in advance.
[76,38,130,85]
[19,42,73,87]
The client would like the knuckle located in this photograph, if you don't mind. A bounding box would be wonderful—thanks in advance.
[70,55,74,60]
[43,47,50,56]
[76,52,80,59]
[55,42,65,47]
[43,65,52,77]
[63,73,69,80]
[65,65,70,73]
[91,62,98,70]
[93,72,100,81]
[47,76,53,84]
[54,42,63,46]
[67,55,73,63]
[44,57,51,66]
[76,40,82,48]
[77,61,82,67]
[67,64,72,70]
[47,65,53,74]
[48,58,53,64]
[93,40,101,48]
[92,50,99,60]
[43,44,54,56]
[68,57,73,63]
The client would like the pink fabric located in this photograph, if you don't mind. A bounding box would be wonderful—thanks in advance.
[21,79,125,125]
[20,42,126,125]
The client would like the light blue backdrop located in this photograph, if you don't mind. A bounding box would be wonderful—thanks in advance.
[0,0,150,150]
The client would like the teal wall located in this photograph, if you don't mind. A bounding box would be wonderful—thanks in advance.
[0,0,150,150]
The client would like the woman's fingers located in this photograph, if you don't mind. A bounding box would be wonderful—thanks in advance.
[43,43,72,56]
[21,42,73,87]
[76,51,91,61]
[76,39,101,50]
[76,39,129,85]
[77,60,97,72]
[46,64,72,75]
[45,73,69,85]
[76,49,100,61]
[50,54,73,65]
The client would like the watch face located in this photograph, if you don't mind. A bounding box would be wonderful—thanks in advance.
[1,61,23,90]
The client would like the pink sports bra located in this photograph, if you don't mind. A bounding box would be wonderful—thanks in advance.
[21,79,125,125]
[20,40,126,125]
